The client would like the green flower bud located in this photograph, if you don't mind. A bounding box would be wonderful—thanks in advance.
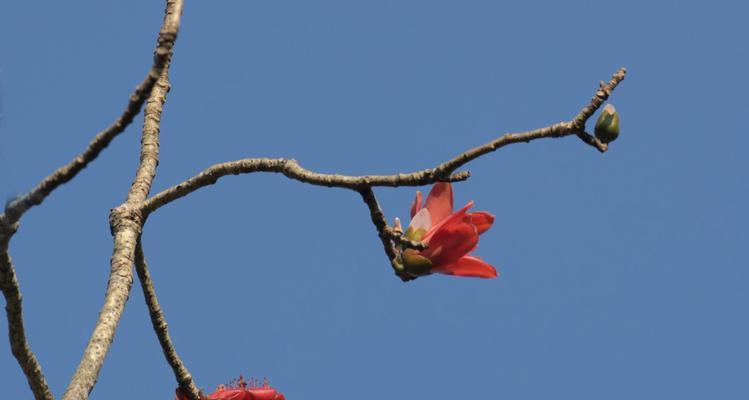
[594,104,620,144]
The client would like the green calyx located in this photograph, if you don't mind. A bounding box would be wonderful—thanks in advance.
[594,104,620,144]
[405,226,427,242]
[402,249,433,276]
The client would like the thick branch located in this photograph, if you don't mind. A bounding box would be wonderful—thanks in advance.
[135,242,201,400]
[0,222,54,400]
[127,64,171,204]
[63,1,183,399]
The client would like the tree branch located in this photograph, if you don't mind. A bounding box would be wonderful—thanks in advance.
[431,68,625,177]
[358,188,417,281]
[135,241,201,400]
[0,2,184,398]
[140,158,469,216]
[63,2,184,399]
[127,62,172,204]
[136,68,625,280]
[2,3,182,226]
[0,220,54,400]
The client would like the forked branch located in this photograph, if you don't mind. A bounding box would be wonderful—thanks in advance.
[0,1,185,399]
[63,1,185,399]
[138,68,626,280]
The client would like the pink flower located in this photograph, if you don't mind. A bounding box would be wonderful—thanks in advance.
[397,182,497,279]
[176,376,285,400]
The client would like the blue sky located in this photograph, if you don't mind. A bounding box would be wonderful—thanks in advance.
[1,1,748,399]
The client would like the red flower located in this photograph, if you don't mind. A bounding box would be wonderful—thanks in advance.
[176,376,285,400]
[396,182,497,279]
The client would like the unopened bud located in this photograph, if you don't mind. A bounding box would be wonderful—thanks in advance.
[594,104,620,144]
[393,217,403,234]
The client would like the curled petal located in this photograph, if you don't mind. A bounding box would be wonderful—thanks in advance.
[423,201,474,242]
[422,217,478,267]
[410,190,423,219]
[424,182,454,225]
[433,255,497,278]
[469,211,495,234]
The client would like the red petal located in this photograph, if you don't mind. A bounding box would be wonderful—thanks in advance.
[422,216,478,267]
[424,182,454,225]
[423,201,473,242]
[470,211,495,234]
[248,389,282,400]
[434,255,498,278]
[410,190,423,219]
[207,389,250,400]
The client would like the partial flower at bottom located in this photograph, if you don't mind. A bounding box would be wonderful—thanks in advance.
[176,376,286,400]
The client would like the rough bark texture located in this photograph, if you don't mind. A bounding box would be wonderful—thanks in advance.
[62,2,185,399]
[0,220,54,400]
[135,242,202,399]
[0,0,628,396]
[139,68,626,280]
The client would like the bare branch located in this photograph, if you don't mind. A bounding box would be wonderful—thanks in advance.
[127,65,172,204]
[1,2,183,394]
[431,68,625,177]
[141,158,468,216]
[63,1,184,399]
[135,241,201,400]
[138,68,626,281]
[0,221,54,400]
[141,69,626,217]
[2,3,183,225]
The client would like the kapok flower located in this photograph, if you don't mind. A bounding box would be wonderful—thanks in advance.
[396,182,497,279]
[175,376,286,400]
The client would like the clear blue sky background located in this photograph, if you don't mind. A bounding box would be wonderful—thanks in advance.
[1,1,748,399]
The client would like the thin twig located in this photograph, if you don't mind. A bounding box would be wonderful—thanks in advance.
[63,1,184,399]
[0,221,54,400]
[432,68,625,177]
[359,188,420,281]
[384,227,427,251]
[141,158,468,216]
[135,241,201,400]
